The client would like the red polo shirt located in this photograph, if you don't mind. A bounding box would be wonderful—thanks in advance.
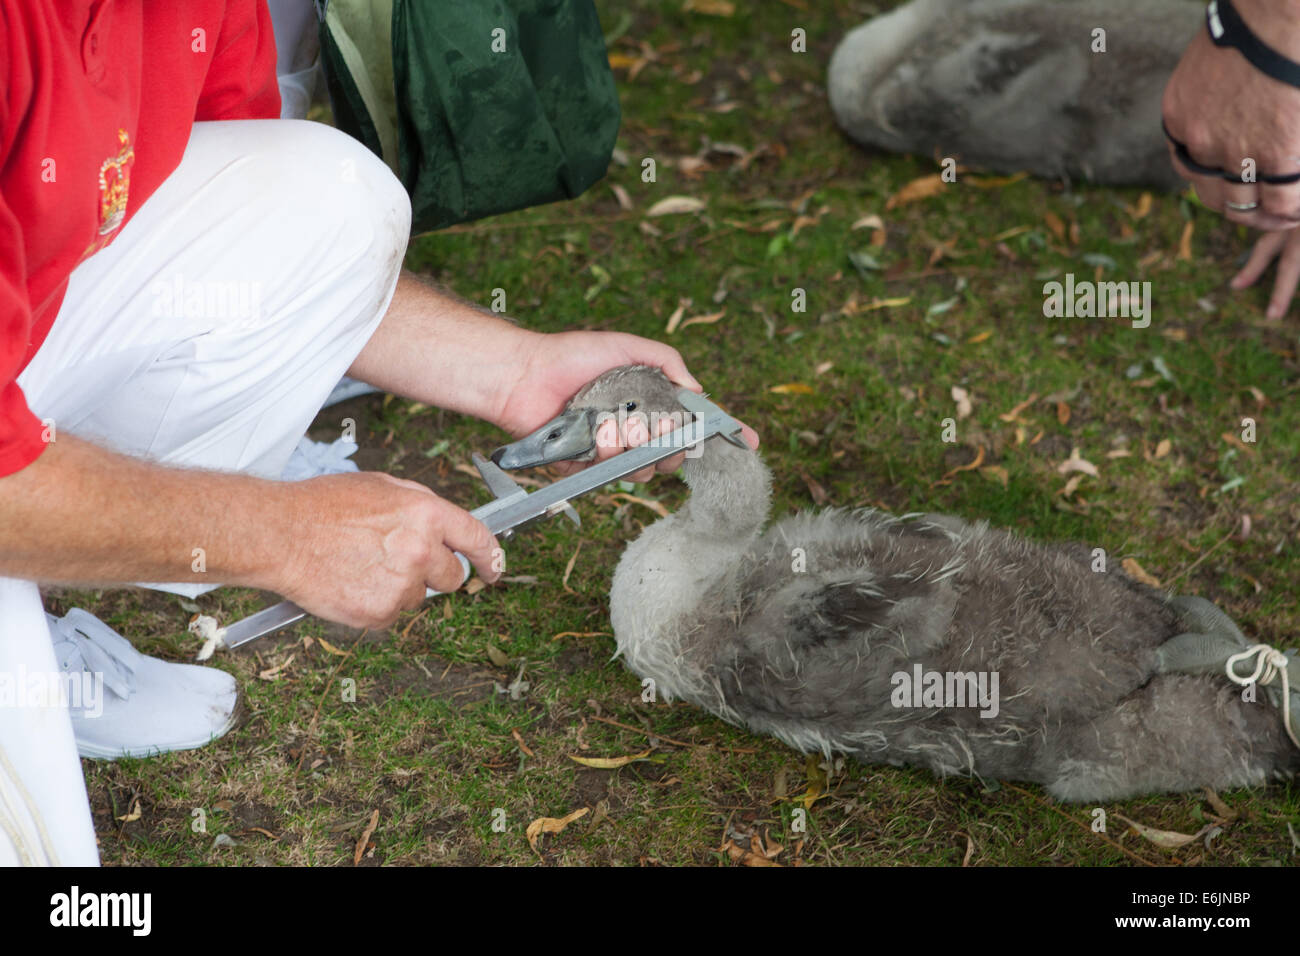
[0,0,280,476]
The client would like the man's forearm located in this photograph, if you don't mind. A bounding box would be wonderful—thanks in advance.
[346,271,541,428]
[0,435,295,588]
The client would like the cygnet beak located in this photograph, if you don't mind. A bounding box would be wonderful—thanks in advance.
[491,408,599,469]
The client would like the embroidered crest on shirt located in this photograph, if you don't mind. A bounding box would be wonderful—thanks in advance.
[97,129,135,236]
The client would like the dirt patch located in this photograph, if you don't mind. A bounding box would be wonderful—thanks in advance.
[381,657,500,706]
[88,778,159,848]
[553,643,607,676]
[570,767,612,808]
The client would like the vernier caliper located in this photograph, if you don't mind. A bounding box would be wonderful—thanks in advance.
[221,390,746,648]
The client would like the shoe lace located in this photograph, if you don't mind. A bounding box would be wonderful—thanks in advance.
[47,609,137,702]
[1225,644,1300,749]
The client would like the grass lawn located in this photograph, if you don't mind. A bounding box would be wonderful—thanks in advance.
[53,0,1300,866]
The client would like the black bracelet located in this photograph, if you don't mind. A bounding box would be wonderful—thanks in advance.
[1208,0,1300,90]
[1162,120,1300,185]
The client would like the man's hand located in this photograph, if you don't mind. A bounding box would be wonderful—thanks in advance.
[495,329,761,481]
[1229,228,1300,318]
[1163,0,1300,230]
[349,275,758,477]
[277,472,501,629]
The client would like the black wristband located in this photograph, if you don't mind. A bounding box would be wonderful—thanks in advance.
[1208,0,1300,90]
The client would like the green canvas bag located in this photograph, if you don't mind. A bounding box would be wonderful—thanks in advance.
[319,0,621,234]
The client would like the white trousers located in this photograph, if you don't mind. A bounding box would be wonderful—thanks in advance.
[0,119,411,865]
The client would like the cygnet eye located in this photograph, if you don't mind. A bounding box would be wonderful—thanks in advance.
[625,401,638,412]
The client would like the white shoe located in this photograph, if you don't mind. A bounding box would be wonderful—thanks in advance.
[46,608,241,760]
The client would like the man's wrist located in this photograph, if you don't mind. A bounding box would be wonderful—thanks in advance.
[486,327,547,432]
[1234,0,1300,60]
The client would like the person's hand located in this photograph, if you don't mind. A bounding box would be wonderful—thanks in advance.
[1229,228,1300,318]
[276,472,500,628]
[495,330,760,481]
[1162,0,1300,230]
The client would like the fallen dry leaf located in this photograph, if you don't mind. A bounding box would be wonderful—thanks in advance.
[551,630,612,642]
[1057,447,1099,477]
[562,542,582,593]
[998,393,1040,423]
[1056,402,1070,425]
[814,361,834,376]
[980,465,1009,488]
[1122,557,1162,588]
[722,839,783,867]
[607,493,670,518]
[851,213,884,232]
[801,472,829,505]
[610,183,633,211]
[992,225,1032,241]
[770,383,814,396]
[860,296,911,312]
[1128,192,1153,219]
[1044,211,1066,242]
[951,385,972,420]
[676,155,710,177]
[683,0,735,15]
[526,807,589,853]
[646,195,706,217]
[664,298,691,334]
[1154,438,1172,459]
[486,644,511,668]
[966,330,993,344]
[801,754,827,809]
[1221,432,1255,453]
[1203,788,1239,822]
[677,310,726,331]
[512,729,535,758]
[940,445,986,482]
[1114,813,1211,850]
[967,171,1028,189]
[353,809,379,865]
[116,798,142,823]
[885,174,946,209]
[1177,220,1194,260]
[317,638,352,658]
[258,653,296,681]
[927,239,957,266]
[789,214,821,238]
[568,750,651,769]
[464,577,487,595]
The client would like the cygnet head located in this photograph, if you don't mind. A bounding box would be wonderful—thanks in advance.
[491,365,689,470]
